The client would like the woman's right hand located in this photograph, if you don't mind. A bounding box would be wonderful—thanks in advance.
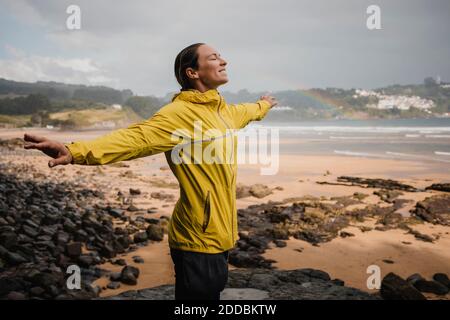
[23,133,73,168]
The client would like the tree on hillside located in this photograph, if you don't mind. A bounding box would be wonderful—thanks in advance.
[125,96,162,118]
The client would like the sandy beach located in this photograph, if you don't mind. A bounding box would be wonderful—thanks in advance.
[1,127,449,299]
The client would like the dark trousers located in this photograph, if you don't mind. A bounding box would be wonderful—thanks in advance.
[170,248,229,300]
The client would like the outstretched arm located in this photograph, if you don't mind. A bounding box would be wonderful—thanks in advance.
[229,95,278,129]
[24,111,178,167]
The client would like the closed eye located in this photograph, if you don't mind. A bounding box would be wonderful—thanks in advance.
[208,53,220,60]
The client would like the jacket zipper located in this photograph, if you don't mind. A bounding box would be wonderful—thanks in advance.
[216,96,236,245]
[202,190,211,232]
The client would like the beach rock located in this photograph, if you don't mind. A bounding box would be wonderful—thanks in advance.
[353,192,369,200]
[392,198,413,210]
[127,204,140,212]
[129,188,141,195]
[111,259,127,266]
[0,277,25,296]
[271,227,290,240]
[376,212,406,230]
[236,184,252,199]
[132,256,144,264]
[374,189,404,203]
[406,273,424,285]
[0,232,17,250]
[66,242,82,257]
[6,291,27,300]
[29,286,46,296]
[236,183,273,199]
[380,272,426,300]
[221,288,269,300]
[408,229,434,242]
[274,240,287,248]
[337,176,418,192]
[412,194,450,226]
[101,285,174,300]
[4,251,28,265]
[331,279,345,286]
[249,184,273,199]
[294,229,331,244]
[425,183,450,193]
[229,251,274,269]
[120,266,140,285]
[78,254,94,267]
[433,273,450,289]
[335,196,363,207]
[413,279,449,295]
[268,207,293,223]
[107,282,121,290]
[107,208,124,218]
[109,272,122,281]
[146,224,164,241]
[99,243,116,258]
[145,218,160,225]
[359,226,373,232]
[29,271,63,291]
[150,192,175,201]
[133,232,148,243]
[339,231,354,238]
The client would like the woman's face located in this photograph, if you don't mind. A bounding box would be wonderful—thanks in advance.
[188,44,228,89]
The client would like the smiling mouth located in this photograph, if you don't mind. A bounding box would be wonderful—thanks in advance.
[219,69,227,73]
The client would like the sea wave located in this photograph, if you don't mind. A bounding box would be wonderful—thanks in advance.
[333,150,450,163]
[405,134,421,138]
[425,135,450,138]
[333,150,383,158]
[329,136,386,140]
[385,151,450,163]
[435,151,450,156]
[250,125,450,134]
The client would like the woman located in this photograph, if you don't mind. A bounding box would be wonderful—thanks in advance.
[24,43,277,300]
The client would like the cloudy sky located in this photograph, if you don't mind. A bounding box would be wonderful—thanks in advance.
[0,0,449,96]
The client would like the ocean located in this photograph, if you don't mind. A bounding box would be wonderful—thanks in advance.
[247,118,450,164]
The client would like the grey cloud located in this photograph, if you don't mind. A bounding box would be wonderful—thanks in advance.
[1,0,449,95]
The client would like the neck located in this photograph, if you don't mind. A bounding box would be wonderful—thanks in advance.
[191,81,218,93]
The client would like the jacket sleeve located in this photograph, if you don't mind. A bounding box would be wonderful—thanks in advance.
[65,111,180,165]
[228,100,272,129]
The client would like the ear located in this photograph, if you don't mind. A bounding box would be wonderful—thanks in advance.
[186,67,199,80]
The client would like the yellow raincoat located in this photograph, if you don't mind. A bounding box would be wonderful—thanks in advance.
[66,89,271,253]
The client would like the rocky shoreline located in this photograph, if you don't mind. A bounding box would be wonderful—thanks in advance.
[0,160,167,299]
[103,268,380,300]
[229,190,449,269]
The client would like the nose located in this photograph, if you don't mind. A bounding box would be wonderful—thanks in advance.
[220,57,227,66]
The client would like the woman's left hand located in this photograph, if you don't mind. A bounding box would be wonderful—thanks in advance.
[260,95,278,108]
